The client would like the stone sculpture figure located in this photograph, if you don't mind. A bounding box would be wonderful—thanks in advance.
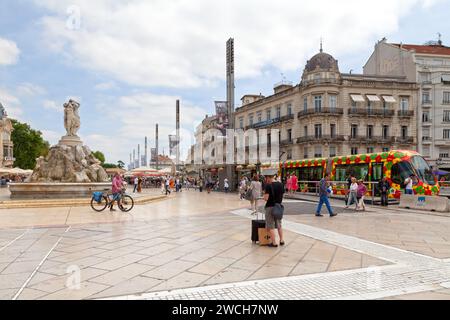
[64,99,80,136]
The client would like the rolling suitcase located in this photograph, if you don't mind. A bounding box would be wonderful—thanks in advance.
[251,210,266,243]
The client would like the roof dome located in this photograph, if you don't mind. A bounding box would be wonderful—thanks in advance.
[304,51,339,73]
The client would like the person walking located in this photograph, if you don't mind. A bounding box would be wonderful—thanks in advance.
[286,174,292,194]
[379,177,390,206]
[404,175,414,195]
[239,177,247,200]
[290,174,298,194]
[315,173,336,217]
[249,175,262,214]
[356,179,367,211]
[137,177,142,193]
[224,178,229,193]
[345,177,358,210]
[165,176,171,195]
[133,176,138,193]
[263,174,285,247]
[110,173,123,212]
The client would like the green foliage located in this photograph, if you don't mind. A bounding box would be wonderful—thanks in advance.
[92,151,105,164]
[117,160,125,169]
[11,120,50,170]
[102,163,118,169]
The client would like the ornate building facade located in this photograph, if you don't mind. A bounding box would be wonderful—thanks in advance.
[234,47,418,163]
[0,102,14,168]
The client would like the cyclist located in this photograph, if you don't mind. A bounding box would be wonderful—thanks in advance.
[110,172,123,211]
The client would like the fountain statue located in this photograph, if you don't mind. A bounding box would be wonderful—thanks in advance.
[10,100,110,199]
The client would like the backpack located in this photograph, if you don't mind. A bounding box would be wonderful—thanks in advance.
[269,183,284,220]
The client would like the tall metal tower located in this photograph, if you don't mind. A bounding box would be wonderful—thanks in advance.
[176,100,180,171]
[144,136,148,167]
[226,38,236,190]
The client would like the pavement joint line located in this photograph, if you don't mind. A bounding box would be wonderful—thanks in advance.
[12,226,72,300]
[0,228,31,252]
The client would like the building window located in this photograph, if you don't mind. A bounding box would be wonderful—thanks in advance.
[287,129,292,142]
[314,124,322,138]
[329,95,337,111]
[330,124,336,138]
[314,146,322,158]
[367,100,372,113]
[367,125,373,139]
[400,97,409,111]
[266,109,271,121]
[383,125,389,139]
[422,112,430,123]
[304,147,308,159]
[439,153,449,159]
[420,72,431,83]
[314,95,322,112]
[304,126,308,137]
[401,126,408,139]
[351,125,358,138]
[257,112,262,123]
[287,104,292,116]
[444,110,450,122]
[444,92,450,104]
[422,91,431,103]
[329,146,336,157]
[276,106,281,119]
[444,129,450,140]
[303,97,308,112]
[382,147,389,152]
[367,147,374,154]
[287,149,292,160]
[249,114,254,126]
[351,100,357,112]
[239,117,244,129]
[351,147,358,155]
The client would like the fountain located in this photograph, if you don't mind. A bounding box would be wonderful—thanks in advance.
[9,100,111,199]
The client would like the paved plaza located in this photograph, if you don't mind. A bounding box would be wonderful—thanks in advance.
[1,190,450,300]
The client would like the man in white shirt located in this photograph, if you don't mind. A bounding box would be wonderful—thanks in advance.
[133,176,138,193]
[404,175,414,195]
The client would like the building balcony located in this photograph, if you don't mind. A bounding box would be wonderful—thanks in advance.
[422,136,432,144]
[422,99,432,107]
[348,108,395,117]
[422,120,432,126]
[395,136,414,144]
[297,108,344,119]
[245,114,294,130]
[297,135,345,144]
[348,136,395,144]
[280,139,294,146]
[397,110,415,118]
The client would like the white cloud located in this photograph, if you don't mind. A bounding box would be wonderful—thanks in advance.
[33,0,441,89]
[94,81,117,91]
[0,88,23,118]
[43,99,60,111]
[0,38,20,65]
[17,83,47,96]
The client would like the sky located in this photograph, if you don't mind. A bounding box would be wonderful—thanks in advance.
[1,0,449,165]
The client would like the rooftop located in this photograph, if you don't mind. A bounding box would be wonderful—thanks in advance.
[392,43,450,56]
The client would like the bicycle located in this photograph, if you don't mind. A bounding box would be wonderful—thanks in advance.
[90,189,134,212]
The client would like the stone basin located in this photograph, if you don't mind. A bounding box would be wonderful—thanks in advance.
[9,183,111,200]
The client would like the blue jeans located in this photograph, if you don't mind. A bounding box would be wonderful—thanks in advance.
[316,195,334,216]
[405,189,413,195]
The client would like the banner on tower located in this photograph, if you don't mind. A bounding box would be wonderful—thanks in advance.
[214,101,229,136]
[150,148,157,162]
[169,135,179,157]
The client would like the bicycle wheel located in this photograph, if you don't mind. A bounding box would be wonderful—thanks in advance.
[119,195,134,212]
[90,195,108,212]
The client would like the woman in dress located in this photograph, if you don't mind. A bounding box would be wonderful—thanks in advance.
[286,174,292,194]
[290,174,298,194]
[249,174,262,214]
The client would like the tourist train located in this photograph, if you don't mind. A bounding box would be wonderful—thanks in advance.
[262,150,439,198]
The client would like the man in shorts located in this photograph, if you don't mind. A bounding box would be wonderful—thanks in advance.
[263,174,285,247]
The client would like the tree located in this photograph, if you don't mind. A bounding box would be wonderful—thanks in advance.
[102,163,118,169]
[117,160,125,169]
[92,151,105,164]
[11,120,50,170]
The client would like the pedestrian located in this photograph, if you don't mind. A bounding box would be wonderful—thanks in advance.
[346,174,353,202]
[137,177,142,193]
[110,173,123,212]
[356,179,367,211]
[249,174,262,214]
[404,174,414,195]
[286,174,291,193]
[176,177,180,192]
[239,176,247,200]
[224,178,229,193]
[165,176,171,195]
[379,177,390,206]
[290,174,298,194]
[133,176,138,193]
[315,173,337,217]
[345,177,358,210]
[263,174,285,247]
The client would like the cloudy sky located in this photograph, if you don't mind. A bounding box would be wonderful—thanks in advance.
[1,0,449,165]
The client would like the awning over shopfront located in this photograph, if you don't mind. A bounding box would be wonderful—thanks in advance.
[350,94,365,102]
[366,95,381,102]
[382,95,396,103]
